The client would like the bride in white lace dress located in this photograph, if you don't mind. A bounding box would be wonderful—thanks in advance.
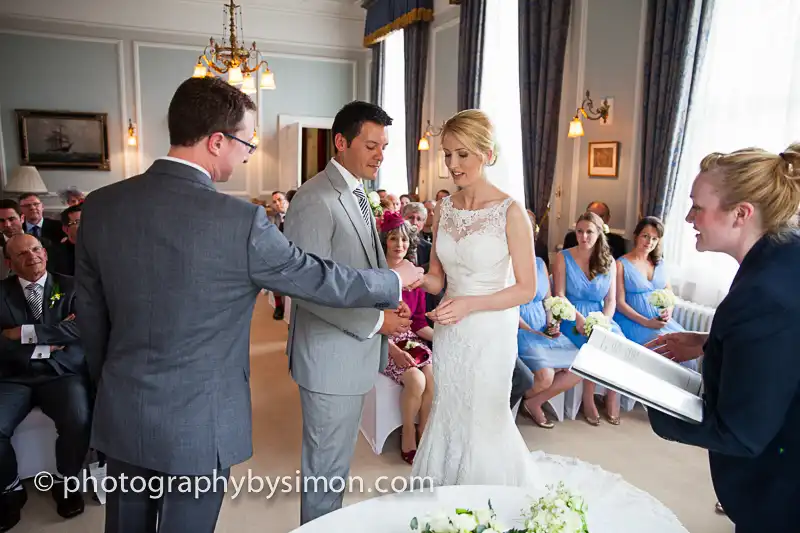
[410,110,537,486]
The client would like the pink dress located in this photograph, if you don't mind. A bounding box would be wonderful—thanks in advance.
[381,286,432,385]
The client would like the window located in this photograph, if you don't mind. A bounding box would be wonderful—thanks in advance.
[479,0,526,206]
[380,29,409,196]
[662,0,800,307]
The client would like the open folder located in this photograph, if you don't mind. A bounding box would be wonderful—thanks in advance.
[569,327,704,424]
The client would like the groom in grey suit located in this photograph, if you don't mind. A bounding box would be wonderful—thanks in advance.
[283,101,412,524]
[75,79,422,533]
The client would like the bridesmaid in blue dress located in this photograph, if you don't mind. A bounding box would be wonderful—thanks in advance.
[516,216,579,428]
[613,217,698,371]
[553,212,624,426]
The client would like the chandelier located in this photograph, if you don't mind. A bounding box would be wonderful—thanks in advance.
[191,0,276,94]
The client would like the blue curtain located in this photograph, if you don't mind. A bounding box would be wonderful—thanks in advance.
[363,0,434,47]
[518,0,572,237]
[640,0,715,220]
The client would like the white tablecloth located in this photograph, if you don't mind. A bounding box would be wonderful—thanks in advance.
[290,453,688,533]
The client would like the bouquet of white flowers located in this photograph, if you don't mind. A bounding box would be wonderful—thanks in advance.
[581,311,611,337]
[410,501,508,533]
[543,296,577,324]
[523,483,589,533]
[648,289,676,313]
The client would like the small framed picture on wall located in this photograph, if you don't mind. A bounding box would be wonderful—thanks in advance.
[588,141,620,178]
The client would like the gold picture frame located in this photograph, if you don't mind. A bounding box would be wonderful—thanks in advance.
[16,109,111,170]
[588,141,619,178]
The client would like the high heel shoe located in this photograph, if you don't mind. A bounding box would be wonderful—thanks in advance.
[583,412,601,426]
[522,403,554,429]
[605,412,621,425]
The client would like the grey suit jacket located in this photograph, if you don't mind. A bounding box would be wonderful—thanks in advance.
[283,162,390,396]
[75,159,400,475]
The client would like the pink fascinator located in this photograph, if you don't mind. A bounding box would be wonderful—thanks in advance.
[379,210,406,232]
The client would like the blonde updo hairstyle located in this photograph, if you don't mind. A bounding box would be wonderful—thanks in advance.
[700,142,800,234]
[441,109,498,167]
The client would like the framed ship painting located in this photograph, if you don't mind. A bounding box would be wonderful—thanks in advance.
[16,110,110,170]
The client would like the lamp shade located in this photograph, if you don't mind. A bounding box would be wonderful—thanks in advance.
[568,117,585,138]
[418,136,430,151]
[6,166,47,193]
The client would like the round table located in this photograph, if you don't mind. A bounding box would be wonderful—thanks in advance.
[289,453,689,533]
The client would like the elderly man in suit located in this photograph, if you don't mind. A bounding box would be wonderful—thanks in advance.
[0,234,91,531]
[75,78,422,533]
[283,101,414,524]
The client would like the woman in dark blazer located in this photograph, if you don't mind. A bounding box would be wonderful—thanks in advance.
[646,143,800,533]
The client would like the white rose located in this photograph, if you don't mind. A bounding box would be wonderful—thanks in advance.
[562,509,584,533]
[427,512,455,533]
[473,509,493,525]
[368,191,381,205]
[450,513,478,532]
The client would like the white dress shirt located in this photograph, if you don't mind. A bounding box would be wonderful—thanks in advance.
[158,156,212,179]
[19,272,51,359]
[329,158,391,339]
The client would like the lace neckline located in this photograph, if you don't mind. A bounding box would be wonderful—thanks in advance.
[444,195,513,213]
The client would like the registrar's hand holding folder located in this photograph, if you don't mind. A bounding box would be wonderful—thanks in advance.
[569,327,704,423]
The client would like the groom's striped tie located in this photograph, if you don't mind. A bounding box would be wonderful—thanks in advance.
[25,283,43,322]
[353,185,373,228]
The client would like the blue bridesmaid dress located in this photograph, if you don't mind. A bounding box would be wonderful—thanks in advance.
[613,257,697,371]
[559,250,623,349]
[518,257,579,371]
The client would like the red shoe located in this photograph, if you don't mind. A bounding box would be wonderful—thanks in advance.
[401,449,416,465]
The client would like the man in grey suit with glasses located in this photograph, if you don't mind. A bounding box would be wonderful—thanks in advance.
[75,77,422,533]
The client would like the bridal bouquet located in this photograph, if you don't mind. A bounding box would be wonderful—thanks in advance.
[409,501,507,533]
[649,289,676,317]
[542,296,576,324]
[581,312,611,337]
[522,483,589,533]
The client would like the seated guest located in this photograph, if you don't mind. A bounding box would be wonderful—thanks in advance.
[402,202,431,269]
[563,201,627,259]
[554,212,625,425]
[18,193,64,247]
[385,193,401,213]
[49,205,82,277]
[378,212,434,465]
[376,189,387,200]
[269,191,289,320]
[0,200,25,280]
[435,189,450,202]
[421,200,435,242]
[58,187,85,207]
[0,234,91,530]
[613,216,696,370]
[399,194,411,208]
[517,220,580,428]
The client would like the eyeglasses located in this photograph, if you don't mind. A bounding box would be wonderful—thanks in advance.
[20,202,42,209]
[223,133,258,155]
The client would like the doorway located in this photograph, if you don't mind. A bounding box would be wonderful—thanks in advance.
[301,128,334,183]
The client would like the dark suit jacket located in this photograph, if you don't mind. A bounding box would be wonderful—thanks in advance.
[49,241,75,276]
[649,231,800,531]
[563,230,627,259]
[416,238,432,271]
[26,218,64,248]
[0,273,85,379]
[75,158,400,475]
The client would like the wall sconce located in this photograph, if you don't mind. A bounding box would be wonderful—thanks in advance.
[568,90,611,138]
[127,119,138,146]
[418,120,444,151]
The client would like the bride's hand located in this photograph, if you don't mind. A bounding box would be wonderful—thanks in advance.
[426,297,475,326]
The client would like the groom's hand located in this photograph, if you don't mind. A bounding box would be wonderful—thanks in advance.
[379,310,412,336]
[391,259,424,289]
[396,301,411,319]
